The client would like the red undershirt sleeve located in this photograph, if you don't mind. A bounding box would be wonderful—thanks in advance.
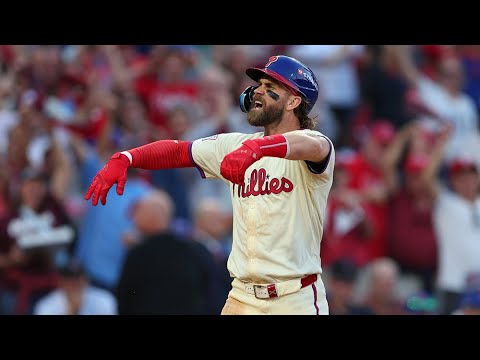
[127,140,194,170]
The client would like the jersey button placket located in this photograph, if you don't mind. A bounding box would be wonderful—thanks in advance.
[246,199,257,276]
[247,234,256,274]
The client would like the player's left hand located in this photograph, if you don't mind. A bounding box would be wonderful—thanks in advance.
[220,140,263,184]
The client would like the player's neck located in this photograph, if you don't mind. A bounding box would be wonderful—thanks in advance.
[263,116,300,136]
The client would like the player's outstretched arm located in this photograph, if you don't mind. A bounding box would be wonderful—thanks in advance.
[84,140,194,206]
[220,130,330,184]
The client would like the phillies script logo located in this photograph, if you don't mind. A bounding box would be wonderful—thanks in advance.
[265,56,279,68]
[233,168,294,198]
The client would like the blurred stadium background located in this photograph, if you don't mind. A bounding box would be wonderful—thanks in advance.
[0,45,479,315]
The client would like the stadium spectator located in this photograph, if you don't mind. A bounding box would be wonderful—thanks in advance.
[33,257,117,315]
[116,190,224,314]
[384,122,452,293]
[70,133,153,292]
[433,156,480,314]
[324,258,373,315]
[288,45,365,149]
[355,257,407,315]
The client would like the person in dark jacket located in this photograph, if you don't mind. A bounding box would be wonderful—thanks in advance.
[116,189,224,315]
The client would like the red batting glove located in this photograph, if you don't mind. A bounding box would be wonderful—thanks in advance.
[84,152,130,206]
[220,140,263,184]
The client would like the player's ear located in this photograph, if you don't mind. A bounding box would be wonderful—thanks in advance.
[286,95,302,111]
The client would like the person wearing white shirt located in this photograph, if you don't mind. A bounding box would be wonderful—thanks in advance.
[396,46,480,163]
[415,60,479,162]
[433,157,480,315]
[33,259,117,315]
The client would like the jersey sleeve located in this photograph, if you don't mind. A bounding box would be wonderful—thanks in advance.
[300,129,336,188]
[190,132,260,179]
[301,129,335,173]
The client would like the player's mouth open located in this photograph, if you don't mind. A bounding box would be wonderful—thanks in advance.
[253,101,263,109]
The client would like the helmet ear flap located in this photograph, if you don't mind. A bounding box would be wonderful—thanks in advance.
[239,85,258,113]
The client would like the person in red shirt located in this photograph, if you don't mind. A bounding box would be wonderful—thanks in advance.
[347,120,397,263]
[134,46,200,138]
[322,151,375,267]
[383,121,452,293]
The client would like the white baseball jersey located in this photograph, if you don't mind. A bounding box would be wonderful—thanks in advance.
[190,130,335,284]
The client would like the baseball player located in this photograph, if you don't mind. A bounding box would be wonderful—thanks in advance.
[85,55,335,315]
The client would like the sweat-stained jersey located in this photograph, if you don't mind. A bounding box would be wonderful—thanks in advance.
[190,130,335,284]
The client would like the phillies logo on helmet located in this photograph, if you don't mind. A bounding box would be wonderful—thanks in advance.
[265,56,279,68]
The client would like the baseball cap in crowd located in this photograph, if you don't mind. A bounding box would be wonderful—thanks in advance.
[369,120,396,146]
[404,153,429,175]
[421,45,452,61]
[331,258,358,283]
[448,156,478,175]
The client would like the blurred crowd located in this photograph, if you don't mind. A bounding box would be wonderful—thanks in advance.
[0,44,479,315]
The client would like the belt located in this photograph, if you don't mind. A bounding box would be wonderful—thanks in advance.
[243,274,317,299]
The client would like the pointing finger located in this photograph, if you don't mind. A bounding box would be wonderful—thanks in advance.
[92,187,100,206]
[84,180,97,200]
[100,189,108,206]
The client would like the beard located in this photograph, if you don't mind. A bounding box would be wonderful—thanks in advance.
[246,101,285,127]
